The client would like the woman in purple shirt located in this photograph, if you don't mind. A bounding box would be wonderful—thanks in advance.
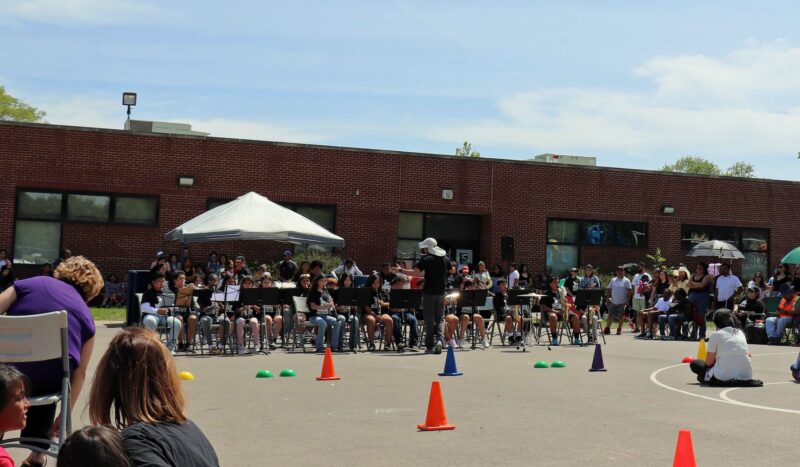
[0,256,103,467]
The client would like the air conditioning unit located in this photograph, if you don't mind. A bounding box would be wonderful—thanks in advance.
[442,189,453,200]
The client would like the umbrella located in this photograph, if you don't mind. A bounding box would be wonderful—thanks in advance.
[781,246,800,265]
[687,240,744,259]
[164,192,345,247]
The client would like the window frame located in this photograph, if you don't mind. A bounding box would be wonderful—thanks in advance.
[681,224,770,277]
[546,218,648,248]
[15,188,159,226]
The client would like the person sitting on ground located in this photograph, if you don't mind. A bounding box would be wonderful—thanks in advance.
[0,364,30,467]
[306,275,342,353]
[89,327,219,466]
[689,310,754,385]
[57,425,131,467]
[541,276,581,346]
[388,275,418,351]
[140,271,182,355]
[765,286,799,345]
[361,274,393,351]
[604,266,632,336]
[638,289,672,339]
[493,279,520,344]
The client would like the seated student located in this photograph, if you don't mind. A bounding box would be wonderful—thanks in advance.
[637,290,672,339]
[170,271,198,352]
[361,274,393,351]
[89,328,219,467]
[195,275,224,355]
[306,275,342,353]
[214,274,238,351]
[765,286,799,345]
[493,279,521,343]
[540,276,581,346]
[388,275,418,351]
[666,289,693,340]
[232,276,262,354]
[259,275,283,348]
[443,287,464,349]
[334,273,360,351]
[100,273,124,307]
[0,364,31,467]
[734,286,766,343]
[689,310,753,384]
[450,278,489,349]
[57,425,131,467]
[140,271,181,354]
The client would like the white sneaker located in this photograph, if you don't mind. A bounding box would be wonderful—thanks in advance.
[447,338,457,348]
[457,339,465,349]
[237,345,245,355]
[482,339,490,349]
[253,345,261,353]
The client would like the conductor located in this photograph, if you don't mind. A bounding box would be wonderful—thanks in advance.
[394,237,450,354]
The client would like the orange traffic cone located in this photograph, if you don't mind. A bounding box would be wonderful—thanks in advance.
[316,348,341,381]
[417,381,455,431]
[672,430,697,467]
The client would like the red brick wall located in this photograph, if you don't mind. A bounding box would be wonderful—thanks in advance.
[2,122,797,280]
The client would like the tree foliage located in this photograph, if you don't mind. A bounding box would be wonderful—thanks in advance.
[0,86,46,122]
[661,156,754,178]
[455,140,481,158]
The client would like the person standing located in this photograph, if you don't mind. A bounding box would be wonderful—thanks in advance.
[508,263,520,289]
[688,263,714,341]
[276,250,298,283]
[715,263,743,310]
[604,266,632,335]
[394,238,449,354]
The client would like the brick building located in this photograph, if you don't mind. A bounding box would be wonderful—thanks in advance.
[0,121,791,280]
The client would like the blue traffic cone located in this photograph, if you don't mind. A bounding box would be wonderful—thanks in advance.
[589,343,607,372]
[438,346,463,376]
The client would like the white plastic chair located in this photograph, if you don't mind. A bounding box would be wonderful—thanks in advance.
[0,311,71,458]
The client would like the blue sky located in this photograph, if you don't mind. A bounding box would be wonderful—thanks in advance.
[2,1,800,179]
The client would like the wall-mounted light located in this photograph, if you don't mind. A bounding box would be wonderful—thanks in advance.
[662,206,675,215]
[178,176,195,188]
[442,189,453,200]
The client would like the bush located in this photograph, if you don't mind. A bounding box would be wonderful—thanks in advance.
[292,249,344,275]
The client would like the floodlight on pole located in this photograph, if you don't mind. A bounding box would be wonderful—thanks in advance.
[122,92,137,120]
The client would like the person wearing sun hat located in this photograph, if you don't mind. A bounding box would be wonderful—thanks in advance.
[393,237,449,354]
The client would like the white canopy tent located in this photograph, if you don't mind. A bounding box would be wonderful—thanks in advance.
[164,191,345,247]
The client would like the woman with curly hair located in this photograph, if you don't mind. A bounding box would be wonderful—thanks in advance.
[0,256,103,467]
[89,327,218,466]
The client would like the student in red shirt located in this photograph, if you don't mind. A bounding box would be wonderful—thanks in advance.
[0,365,31,467]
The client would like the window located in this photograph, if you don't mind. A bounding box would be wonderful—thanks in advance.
[296,206,335,232]
[682,224,769,279]
[546,218,648,273]
[207,198,233,210]
[547,220,578,244]
[547,245,578,276]
[13,221,61,264]
[17,192,62,220]
[398,212,423,239]
[67,194,110,222]
[396,211,481,260]
[115,196,158,225]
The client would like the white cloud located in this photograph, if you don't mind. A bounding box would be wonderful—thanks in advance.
[422,42,800,175]
[2,0,157,25]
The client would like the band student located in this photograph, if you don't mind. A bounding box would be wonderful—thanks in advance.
[393,237,450,355]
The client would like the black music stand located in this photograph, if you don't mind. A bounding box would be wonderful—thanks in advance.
[389,289,423,350]
[356,288,375,311]
[332,288,360,353]
[239,288,269,355]
[574,289,605,344]
[460,289,489,349]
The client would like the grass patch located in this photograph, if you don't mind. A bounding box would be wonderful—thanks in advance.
[91,307,126,322]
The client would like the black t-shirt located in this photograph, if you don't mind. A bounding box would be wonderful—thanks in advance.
[122,420,219,467]
[493,291,508,315]
[236,267,252,282]
[416,254,450,295]
[306,288,332,316]
[738,298,765,315]
[379,271,397,286]
[539,289,560,310]
[141,288,161,308]
[564,277,578,295]
[278,260,297,281]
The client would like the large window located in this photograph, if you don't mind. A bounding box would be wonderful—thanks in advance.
[546,218,648,274]
[13,189,159,264]
[682,224,769,279]
[396,211,481,260]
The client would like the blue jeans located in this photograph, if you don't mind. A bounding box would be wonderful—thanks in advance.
[688,293,710,338]
[142,313,181,350]
[667,314,685,338]
[337,314,360,350]
[391,311,419,346]
[657,314,669,337]
[309,314,341,350]
[766,316,796,339]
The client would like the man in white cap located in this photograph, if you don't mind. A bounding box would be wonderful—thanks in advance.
[394,237,450,354]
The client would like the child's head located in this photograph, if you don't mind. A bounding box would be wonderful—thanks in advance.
[57,425,131,467]
[0,364,30,434]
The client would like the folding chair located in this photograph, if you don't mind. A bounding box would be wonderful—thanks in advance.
[0,311,71,459]
[292,296,320,352]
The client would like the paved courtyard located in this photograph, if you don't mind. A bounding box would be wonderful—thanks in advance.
[7,323,798,466]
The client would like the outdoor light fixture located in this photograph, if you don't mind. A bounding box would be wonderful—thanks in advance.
[178,176,195,188]
[122,92,137,120]
[662,206,675,215]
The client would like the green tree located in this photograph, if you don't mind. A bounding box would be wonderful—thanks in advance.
[0,86,45,122]
[722,161,755,178]
[661,156,755,178]
[455,140,481,158]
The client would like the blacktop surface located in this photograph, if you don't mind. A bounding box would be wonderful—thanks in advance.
[8,323,800,466]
